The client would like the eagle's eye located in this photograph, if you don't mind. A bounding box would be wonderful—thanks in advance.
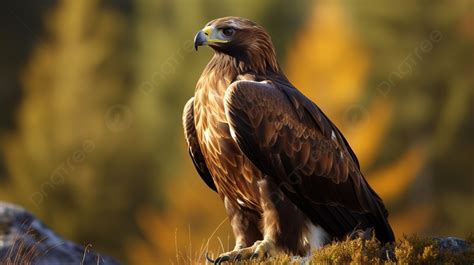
[222,27,235,37]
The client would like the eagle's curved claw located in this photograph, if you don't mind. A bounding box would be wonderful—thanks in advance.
[205,252,215,263]
[233,254,242,261]
[250,252,259,260]
[214,255,230,264]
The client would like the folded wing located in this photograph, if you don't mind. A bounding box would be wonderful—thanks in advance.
[183,98,217,192]
[224,79,394,243]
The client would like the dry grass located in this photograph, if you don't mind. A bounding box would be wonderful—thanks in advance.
[2,225,472,264]
[0,229,105,265]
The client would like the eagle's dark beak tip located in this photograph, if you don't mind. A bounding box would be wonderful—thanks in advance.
[194,30,207,51]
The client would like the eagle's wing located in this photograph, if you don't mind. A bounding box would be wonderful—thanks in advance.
[183,97,217,192]
[224,80,394,243]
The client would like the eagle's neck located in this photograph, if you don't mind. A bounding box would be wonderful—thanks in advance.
[204,51,280,80]
[195,50,282,105]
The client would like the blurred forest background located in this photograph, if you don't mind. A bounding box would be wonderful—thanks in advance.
[0,0,472,264]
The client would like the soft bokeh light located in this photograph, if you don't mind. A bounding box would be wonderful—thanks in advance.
[0,0,472,263]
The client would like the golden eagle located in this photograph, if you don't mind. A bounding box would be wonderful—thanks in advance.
[183,17,394,262]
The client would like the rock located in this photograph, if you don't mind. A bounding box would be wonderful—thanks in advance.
[0,202,120,265]
[433,236,471,252]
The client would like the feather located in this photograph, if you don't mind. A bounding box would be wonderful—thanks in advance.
[224,80,395,243]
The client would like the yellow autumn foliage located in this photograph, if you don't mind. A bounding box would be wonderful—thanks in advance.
[127,151,233,265]
[369,145,426,202]
[286,1,368,120]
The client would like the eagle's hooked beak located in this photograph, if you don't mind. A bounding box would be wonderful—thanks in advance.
[194,26,228,51]
[194,30,207,51]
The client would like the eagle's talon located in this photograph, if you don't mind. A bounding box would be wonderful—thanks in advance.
[205,240,275,263]
[249,252,259,260]
[205,252,215,263]
[233,253,242,261]
[214,255,230,264]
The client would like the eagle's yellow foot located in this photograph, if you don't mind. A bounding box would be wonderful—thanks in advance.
[206,240,276,264]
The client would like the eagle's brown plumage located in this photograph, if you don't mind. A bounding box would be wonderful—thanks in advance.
[184,17,394,262]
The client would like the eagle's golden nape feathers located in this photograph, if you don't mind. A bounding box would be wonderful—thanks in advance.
[184,16,395,263]
[194,16,279,74]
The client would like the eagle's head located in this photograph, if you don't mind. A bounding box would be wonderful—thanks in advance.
[194,17,279,73]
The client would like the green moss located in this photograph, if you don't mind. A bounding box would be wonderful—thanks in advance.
[206,235,474,265]
[234,235,473,264]
[308,235,473,265]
